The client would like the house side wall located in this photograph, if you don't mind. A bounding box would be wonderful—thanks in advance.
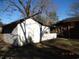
[52,21,79,39]
[42,26,50,33]
[3,26,18,45]
[3,18,53,46]
[15,18,41,46]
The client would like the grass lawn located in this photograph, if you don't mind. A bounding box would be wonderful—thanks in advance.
[40,38,79,55]
[0,38,79,59]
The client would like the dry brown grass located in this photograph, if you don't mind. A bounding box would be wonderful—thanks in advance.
[43,38,79,55]
[0,34,11,52]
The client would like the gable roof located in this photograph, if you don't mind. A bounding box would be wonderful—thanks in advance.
[2,11,47,33]
[59,16,79,23]
[50,16,79,28]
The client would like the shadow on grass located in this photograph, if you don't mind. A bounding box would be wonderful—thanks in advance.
[1,43,79,59]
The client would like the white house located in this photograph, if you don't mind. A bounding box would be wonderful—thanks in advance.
[2,18,57,46]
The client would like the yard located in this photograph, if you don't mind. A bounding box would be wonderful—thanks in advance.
[40,38,79,55]
[0,38,79,59]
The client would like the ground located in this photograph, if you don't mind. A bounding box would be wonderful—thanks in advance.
[40,38,79,55]
[0,38,79,59]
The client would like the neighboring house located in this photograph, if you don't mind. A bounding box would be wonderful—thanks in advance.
[2,18,57,46]
[0,26,2,33]
[0,23,3,40]
[50,16,79,39]
[0,22,3,33]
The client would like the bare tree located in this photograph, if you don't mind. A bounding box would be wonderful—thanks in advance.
[4,0,52,17]
[2,0,54,45]
[48,11,58,23]
[69,2,79,17]
[32,0,52,14]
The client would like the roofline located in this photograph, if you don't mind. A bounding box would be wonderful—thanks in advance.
[60,16,79,23]
[2,11,42,33]
[5,11,42,26]
[51,16,79,27]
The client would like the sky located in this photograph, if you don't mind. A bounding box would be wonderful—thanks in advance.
[0,0,79,24]
[53,0,79,20]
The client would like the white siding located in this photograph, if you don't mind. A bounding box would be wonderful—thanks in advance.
[42,33,57,41]
[3,18,57,46]
[16,18,41,46]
